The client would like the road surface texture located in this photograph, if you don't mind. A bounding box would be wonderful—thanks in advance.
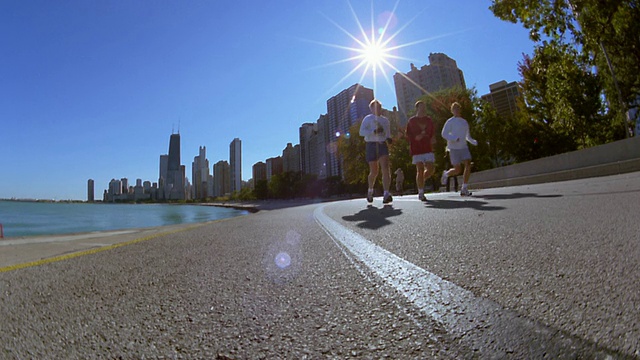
[1,172,639,359]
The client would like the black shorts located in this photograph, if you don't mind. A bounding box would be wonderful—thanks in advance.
[365,142,389,162]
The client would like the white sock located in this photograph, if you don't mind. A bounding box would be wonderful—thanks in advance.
[368,188,374,195]
[462,183,468,190]
[418,189,424,195]
[384,190,389,197]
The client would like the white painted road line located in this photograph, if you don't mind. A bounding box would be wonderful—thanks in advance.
[313,204,616,358]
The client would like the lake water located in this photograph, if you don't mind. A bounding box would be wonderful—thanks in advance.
[0,201,249,238]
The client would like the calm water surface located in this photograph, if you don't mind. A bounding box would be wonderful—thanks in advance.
[0,201,248,238]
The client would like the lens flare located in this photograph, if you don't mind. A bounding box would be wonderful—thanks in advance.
[262,230,303,284]
[275,252,291,269]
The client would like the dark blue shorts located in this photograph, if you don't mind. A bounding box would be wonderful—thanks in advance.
[365,142,389,162]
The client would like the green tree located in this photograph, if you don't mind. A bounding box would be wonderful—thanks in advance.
[337,122,368,187]
[268,171,302,199]
[254,179,268,200]
[473,96,516,167]
[490,0,639,138]
[515,42,607,152]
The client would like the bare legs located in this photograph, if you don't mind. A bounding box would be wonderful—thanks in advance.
[416,162,435,190]
[368,155,391,193]
[443,160,472,193]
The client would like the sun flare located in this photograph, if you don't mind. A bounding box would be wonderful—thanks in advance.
[304,1,432,100]
[359,39,390,69]
[301,1,460,106]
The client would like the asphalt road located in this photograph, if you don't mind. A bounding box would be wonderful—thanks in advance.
[1,172,639,359]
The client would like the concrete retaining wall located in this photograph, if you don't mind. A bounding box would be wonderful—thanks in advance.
[467,137,640,189]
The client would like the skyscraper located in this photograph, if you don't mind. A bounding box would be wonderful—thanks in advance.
[326,83,374,178]
[314,114,329,179]
[229,138,242,193]
[299,122,316,175]
[282,143,301,173]
[213,160,230,197]
[266,156,283,181]
[162,133,185,200]
[300,118,330,178]
[192,146,210,200]
[252,162,267,186]
[87,179,94,202]
[481,80,520,120]
[394,53,466,124]
[158,154,168,200]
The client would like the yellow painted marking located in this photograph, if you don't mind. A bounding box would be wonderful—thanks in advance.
[0,223,206,273]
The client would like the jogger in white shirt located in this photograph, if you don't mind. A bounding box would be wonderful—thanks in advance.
[440,102,478,196]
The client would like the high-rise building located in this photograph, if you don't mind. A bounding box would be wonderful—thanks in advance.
[87,179,94,202]
[313,114,329,179]
[394,53,466,124]
[207,175,214,199]
[159,154,168,200]
[252,161,267,187]
[159,154,168,180]
[143,181,151,195]
[163,133,185,200]
[134,179,144,199]
[326,83,374,178]
[299,123,316,175]
[192,146,210,200]
[266,156,283,181]
[213,160,230,197]
[107,178,123,202]
[300,118,330,179]
[120,178,129,194]
[481,80,520,120]
[229,138,242,193]
[282,143,301,173]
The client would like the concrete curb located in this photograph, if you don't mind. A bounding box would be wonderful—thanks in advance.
[464,137,640,190]
[470,158,640,189]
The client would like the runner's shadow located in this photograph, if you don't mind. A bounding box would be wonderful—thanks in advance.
[424,199,505,211]
[342,205,403,230]
[472,192,563,200]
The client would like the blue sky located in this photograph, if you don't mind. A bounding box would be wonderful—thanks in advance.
[1,1,533,200]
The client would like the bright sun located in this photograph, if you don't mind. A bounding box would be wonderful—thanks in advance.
[306,1,429,99]
[359,40,389,68]
[302,1,467,117]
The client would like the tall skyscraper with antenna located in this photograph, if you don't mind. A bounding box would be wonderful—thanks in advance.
[159,132,185,200]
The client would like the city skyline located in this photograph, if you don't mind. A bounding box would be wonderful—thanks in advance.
[1,1,534,200]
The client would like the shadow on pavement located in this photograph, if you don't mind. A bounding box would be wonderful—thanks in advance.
[471,192,563,200]
[342,205,403,230]
[425,199,505,211]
